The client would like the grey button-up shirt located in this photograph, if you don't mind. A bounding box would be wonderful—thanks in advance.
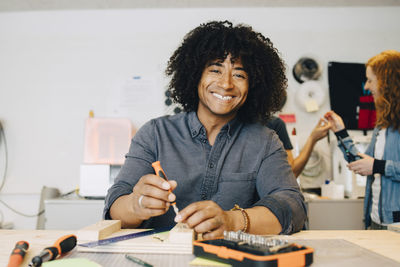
[104,112,306,234]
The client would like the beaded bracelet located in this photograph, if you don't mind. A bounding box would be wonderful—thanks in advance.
[231,204,250,233]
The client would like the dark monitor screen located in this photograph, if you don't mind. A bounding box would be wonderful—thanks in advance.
[328,61,375,130]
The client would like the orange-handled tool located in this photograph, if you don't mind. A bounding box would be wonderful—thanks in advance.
[7,240,29,267]
[28,234,77,267]
[152,161,179,215]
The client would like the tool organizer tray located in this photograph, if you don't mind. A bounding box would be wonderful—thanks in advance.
[193,231,314,267]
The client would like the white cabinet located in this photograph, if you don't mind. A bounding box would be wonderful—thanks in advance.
[307,198,364,230]
[44,197,364,230]
[44,199,104,230]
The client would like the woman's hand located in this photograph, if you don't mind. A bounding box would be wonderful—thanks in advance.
[309,118,331,143]
[347,153,374,176]
[324,110,345,132]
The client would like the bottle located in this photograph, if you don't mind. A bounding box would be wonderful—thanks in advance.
[291,127,300,158]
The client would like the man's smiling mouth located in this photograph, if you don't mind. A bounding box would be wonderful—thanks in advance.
[212,92,233,101]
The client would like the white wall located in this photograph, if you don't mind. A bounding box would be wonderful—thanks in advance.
[0,7,399,229]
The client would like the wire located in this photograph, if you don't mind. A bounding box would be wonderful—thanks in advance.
[0,123,8,192]
[0,124,44,218]
[60,188,79,198]
[0,209,3,227]
[0,199,44,217]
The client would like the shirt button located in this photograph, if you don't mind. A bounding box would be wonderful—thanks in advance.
[192,130,197,135]
[208,162,214,168]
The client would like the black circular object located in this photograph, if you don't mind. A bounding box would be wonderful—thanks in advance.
[173,107,182,114]
[292,57,321,84]
[165,98,173,106]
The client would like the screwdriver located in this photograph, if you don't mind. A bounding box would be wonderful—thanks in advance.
[28,234,77,267]
[151,161,179,215]
[7,240,29,267]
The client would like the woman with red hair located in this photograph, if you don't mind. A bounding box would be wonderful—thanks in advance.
[325,50,400,229]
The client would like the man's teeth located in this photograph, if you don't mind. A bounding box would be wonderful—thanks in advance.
[213,93,232,100]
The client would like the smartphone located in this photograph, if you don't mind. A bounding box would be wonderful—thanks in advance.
[338,136,361,162]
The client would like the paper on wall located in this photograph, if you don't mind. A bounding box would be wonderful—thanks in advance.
[107,75,165,128]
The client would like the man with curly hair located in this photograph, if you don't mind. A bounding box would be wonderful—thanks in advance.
[104,21,307,237]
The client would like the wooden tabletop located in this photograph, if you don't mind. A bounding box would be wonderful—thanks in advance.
[1,229,400,266]
[0,229,74,266]
[292,230,400,263]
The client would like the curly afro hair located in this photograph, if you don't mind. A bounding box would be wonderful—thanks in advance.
[165,20,287,124]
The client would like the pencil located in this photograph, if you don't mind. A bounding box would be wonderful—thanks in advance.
[125,254,153,267]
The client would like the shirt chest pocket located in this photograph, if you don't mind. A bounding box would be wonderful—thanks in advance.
[219,172,256,182]
[215,172,257,209]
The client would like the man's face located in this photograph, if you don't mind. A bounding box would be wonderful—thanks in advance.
[197,55,249,121]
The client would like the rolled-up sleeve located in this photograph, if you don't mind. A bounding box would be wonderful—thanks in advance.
[103,120,157,220]
[253,133,307,234]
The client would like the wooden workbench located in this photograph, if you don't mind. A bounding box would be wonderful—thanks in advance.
[1,229,400,266]
[292,230,400,263]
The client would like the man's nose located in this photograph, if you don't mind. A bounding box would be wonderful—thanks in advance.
[218,72,233,89]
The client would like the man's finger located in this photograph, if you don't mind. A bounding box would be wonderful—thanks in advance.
[175,202,200,223]
[141,174,171,190]
[139,194,171,209]
[169,180,178,190]
[141,184,174,202]
[202,225,224,240]
[176,201,212,223]
[192,217,222,234]
[185,208,216,230]
[143,207,169,217]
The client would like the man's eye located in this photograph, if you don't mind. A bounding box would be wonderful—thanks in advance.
[234,73,246,79]
[210,69,220,73]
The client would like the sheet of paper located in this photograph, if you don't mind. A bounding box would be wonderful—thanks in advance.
[190,257,231,266]
[43,258,102,267]
[107,75,165,128]
[305,98,319,112]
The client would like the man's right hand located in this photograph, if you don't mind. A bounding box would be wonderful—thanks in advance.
[324,110,345,132]
[131,174,177,220]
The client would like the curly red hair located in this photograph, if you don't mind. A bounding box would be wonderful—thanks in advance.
[366,50,400,131]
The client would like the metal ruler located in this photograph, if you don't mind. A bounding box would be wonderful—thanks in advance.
[79,226,173,248]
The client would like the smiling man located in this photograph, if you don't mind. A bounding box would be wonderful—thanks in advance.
[197,55,249,145]
[104,21,307,237]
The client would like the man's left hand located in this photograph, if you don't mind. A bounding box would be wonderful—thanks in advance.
[175,200,233,239]
[347,153,374,176]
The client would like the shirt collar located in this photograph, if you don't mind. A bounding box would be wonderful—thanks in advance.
[187,111,242,139]
[221,116,241,138]
[188,111,203,138]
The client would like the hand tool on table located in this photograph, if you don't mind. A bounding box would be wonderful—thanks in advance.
[152,161,179,215]
[7,240,29,267]
[28,234,77,267]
